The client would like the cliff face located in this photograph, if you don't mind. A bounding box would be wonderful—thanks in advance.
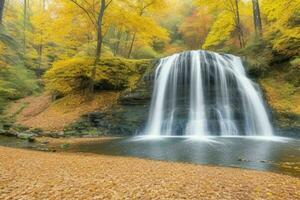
[67,59,299,136]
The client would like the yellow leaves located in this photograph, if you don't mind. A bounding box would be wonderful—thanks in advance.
[261,0,300,23]
[272,27,300,55]
[261,0,300,56]
[44,56,151,95]
[135,17,169,45]
[196,0,251,51]
[105,1,169,47]
[202,12,235,50]
[44,57,93,94]
[124,0,167,14]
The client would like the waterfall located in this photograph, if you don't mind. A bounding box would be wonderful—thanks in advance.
[145,50,273,137]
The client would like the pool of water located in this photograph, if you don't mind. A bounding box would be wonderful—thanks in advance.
[71,136,300,177]
[1,135,299,177]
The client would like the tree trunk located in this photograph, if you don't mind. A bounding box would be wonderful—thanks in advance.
[23,0,27,57]
[252,0,262,37]
[127,32,136,58]
[127,8,146,58]
[37,0,45,77]
[235,0,244,48]
[94,0,106,65]
[90,0,106,94]
[121,31,130,56]
[113,30,122,56]
[0,0,5,25]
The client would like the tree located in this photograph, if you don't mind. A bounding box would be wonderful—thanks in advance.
[127,0,153,58]
[0,0,5,25]
[67,0,112,93]
[91,0,112,93]
[202,11,236,49]
[126,0,166,58]
[232,0,245,48]
[68,0,112,64]
[37,0,45,77]
[94,0,112,64]
[195,0,246,49]
[252,0,262,37]
[23,0,28,57]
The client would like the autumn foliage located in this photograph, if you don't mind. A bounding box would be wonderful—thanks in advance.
[0,0,299,124]
[44,57,151,96]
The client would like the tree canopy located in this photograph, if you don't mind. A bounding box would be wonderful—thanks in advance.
[0,0,298,103]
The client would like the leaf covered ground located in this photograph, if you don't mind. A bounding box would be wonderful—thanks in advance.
[0,147,299,200]
[5,92,119,131]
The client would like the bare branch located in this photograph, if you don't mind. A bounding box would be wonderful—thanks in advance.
[140,0,155,15]
[69,0,96,26]
[105,0,113,9]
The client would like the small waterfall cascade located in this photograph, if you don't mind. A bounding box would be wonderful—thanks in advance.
[145,50,273,137]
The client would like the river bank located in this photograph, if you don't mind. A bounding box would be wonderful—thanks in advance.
[0,146,299,199]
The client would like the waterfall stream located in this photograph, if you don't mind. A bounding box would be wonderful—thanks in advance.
[145,50,273,137]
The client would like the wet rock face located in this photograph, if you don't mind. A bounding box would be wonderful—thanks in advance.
[273,112,300,136]
[82,105,149,135]
[92,71,154,135]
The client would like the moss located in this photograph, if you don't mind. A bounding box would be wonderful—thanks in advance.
[285,57,300,87]
[259,65,300,128]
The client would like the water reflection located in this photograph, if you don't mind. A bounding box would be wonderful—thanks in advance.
[73,136,300,177]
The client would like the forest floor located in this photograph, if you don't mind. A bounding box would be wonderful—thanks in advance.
[0,146,299,200]
[5,92,119,131]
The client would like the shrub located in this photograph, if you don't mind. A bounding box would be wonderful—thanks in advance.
[44,57,93,95]
[44,56,151,96]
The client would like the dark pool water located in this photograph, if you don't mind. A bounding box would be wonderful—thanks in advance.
[1,135,299,177]
[0,135,37,148]
[71,136,300,177]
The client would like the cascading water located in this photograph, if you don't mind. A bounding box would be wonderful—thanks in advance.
[145,50,273,137]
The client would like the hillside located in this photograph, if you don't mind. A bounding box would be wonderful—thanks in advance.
[5,92,119,132]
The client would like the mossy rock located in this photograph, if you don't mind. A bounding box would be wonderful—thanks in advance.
[17,133,36,142]
[60,143,70,149]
